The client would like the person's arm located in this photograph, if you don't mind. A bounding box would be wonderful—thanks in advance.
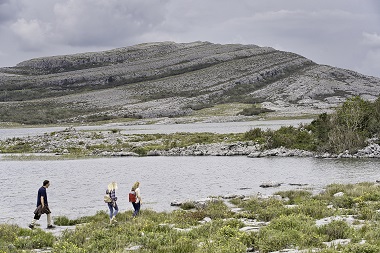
[41,196,45,207]
[137,189,142,204]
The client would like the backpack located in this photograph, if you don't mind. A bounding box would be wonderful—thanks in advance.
[104,192,112,203]
[129,191,137,202]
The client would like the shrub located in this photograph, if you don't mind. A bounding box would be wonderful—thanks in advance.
[131,146,147,156]
[239,197,289,222]
[14,229,55,249]
[172,236,197,253]
[172,209,207,227]
[294,199,334,219]
[263,126,317,151]
[266,213,315,232]
[275,190,312,205]
[315,96,374,153]
[257,214,322,252]
[53,241,87,253]
[357,205,379,220]
[257,229,303,253]
[243,128,264,141]
[318,220,353,241]
[0,224,55,250]
[203,200,233,219]
[341,243,380,253]
[2,142,33,153]
[196,238,247,253]
[361,224,380,245]
[180,201,196,210]
[237,106,274,116]
[331,195,356,209]
[54,216,92,226]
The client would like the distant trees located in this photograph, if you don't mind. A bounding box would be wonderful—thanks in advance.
[308,96,378,154]
[245,96,380,154]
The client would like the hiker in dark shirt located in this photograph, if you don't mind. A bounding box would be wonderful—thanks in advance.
[29,180,55,229]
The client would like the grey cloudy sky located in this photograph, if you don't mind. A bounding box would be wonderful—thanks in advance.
[0,0,379,77]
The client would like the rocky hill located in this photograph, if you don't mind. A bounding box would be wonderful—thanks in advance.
[1,41,379,124]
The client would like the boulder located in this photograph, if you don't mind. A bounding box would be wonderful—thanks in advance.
[333,192,344,197]
[260,181,282,188]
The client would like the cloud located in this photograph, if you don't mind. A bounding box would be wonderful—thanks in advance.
[10,18,52,50]
[358,31,380,77]
[357,48,380,78]
[5,0,171,51]
[52,0,170,46]
[0,0,379,78]
[0,0,18,23]
[362,32,380,47]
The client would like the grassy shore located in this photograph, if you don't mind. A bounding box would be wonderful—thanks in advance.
[2,183,380,252]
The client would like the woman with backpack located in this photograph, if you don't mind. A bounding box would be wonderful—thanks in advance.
[130,181,142,217]
[106,182,119,224]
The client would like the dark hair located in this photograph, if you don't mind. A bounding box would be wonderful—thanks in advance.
[43,180,50,186]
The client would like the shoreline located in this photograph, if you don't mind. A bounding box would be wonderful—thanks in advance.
[2,182,380,252]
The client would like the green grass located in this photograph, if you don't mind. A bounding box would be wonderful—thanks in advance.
[2,183,380,252]
[0,124,318,158]
[0,131,247,158]
[189,103,253,117]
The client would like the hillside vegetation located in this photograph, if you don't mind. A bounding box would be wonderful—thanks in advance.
[1,41,380,124]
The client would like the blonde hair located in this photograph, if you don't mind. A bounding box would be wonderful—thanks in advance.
[108,182,118,192]
[132,181,140,191]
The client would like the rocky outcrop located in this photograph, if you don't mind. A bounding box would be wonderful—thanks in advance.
[147,142,260,156]
[1,41,380,124]
[2,126,380,159]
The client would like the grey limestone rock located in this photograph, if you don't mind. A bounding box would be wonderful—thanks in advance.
[1,41,380,124]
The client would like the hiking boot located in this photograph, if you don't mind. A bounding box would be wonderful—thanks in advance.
[47,225,56,229]
[28,224,35,229]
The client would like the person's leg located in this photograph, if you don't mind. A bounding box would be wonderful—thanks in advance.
[29,213,41,228]
[108,203,114,223]
[113,203,119,217]
[132,202,137,217]
[47,213,52,226]
[135,202,141,216]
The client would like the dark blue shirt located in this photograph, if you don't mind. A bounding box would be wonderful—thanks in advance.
[37,186,48,207]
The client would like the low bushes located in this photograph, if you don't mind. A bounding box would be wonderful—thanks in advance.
[3,183,380,252]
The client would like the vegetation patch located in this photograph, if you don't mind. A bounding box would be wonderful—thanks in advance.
[3,182,380,252]
[0,101,100,125]
[237,104,275,116]
[189,103,253,117]
[1,96,380,157]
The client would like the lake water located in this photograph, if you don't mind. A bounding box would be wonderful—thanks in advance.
[1,119,379,228]
[0,119,313,140]
[2,156,380,228]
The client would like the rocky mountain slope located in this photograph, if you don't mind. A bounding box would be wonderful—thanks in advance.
[0,41,379,124]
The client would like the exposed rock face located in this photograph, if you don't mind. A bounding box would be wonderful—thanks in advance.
[1,41,379,123]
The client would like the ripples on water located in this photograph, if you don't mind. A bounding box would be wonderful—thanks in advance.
[1,156,380,227]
